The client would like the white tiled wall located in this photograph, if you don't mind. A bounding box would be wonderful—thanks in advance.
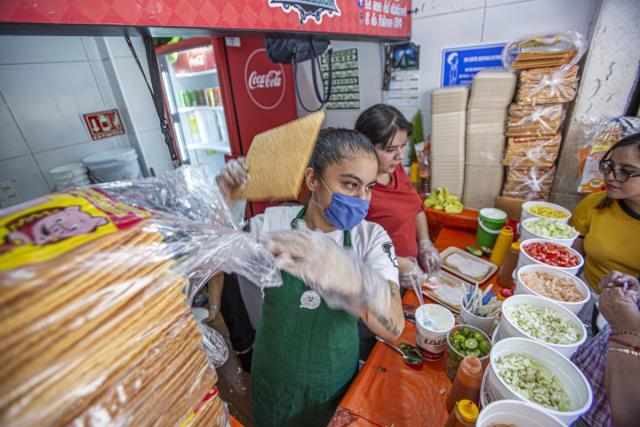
[408,0,600,136]
[0,35,170,207]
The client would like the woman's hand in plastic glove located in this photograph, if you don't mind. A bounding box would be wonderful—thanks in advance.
[216,158,248,203]
[418,239,442,276]
[261,229,390,316]
[600,272,640,333]
[399,258,425,290]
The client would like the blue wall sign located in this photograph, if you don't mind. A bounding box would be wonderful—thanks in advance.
[441,43,506,87]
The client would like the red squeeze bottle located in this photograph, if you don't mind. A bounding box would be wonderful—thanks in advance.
[446,356,483,412]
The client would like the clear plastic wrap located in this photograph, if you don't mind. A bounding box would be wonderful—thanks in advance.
[578,116,640,194]
[503,134,562,168]
[502,166,556,200]
[516,65,579,105]
[502,31,587,71]
[0,165,281,427]
[506,103,566,137]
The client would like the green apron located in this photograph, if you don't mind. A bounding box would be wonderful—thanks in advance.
[251,207,359,427]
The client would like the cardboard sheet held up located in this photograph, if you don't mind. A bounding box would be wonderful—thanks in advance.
[233,111,325,201]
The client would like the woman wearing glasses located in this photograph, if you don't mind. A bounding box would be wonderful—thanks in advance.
[570,133,640,293]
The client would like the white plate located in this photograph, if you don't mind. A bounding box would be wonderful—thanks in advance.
[441,246,498,285]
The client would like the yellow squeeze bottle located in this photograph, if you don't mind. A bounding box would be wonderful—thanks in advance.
[489,226,514,267]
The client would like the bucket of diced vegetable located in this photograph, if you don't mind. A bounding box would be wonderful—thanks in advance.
[446,324,491,380]
[486,337,592,425]
[521,201,572,224]
[517,239,583,276]
[477,400,565,427]
[498,294,586,357]
[516,265,590,314]
[520,218,579,247]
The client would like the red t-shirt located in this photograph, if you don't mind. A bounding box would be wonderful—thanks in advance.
[366,165,423,257]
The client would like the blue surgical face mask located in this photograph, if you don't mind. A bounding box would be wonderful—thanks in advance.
[312,176,370,230]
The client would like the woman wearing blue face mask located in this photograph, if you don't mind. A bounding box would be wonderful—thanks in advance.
[217,128,404,427]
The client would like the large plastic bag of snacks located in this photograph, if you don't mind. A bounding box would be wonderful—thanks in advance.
[502,166,556,200]
[502,31,586,71]
[578,116,640,194]
[506,104,566,138]
[503,134,562,169]
[516,65,580,105]
[0,165,281,427]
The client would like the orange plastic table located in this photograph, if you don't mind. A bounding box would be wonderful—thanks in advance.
[329,227,503,427]
[424,207,479,241]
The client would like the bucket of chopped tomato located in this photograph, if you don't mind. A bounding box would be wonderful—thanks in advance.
[517,238,583,275]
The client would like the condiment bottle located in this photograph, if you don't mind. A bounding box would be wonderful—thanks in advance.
[498,241,520,289]
[445,399,479,427]
[489,225,514,267]
[446,356,483,412]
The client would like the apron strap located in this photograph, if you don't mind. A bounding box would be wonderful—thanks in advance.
[292,205,352,248]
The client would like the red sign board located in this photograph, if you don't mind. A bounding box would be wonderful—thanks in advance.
[0,0,410,39]
[82,109,125,141]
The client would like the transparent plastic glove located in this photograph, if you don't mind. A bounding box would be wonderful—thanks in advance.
[418,239,442,276]
[216,158,248,204]
[399,257,425,291]
[261,229,391,318]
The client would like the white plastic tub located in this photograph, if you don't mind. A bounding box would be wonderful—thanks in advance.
[520,217,578,247]
[521,201,572,223]
[516,264,590,314]
[486,337,592,425]
[83,148,142,183]
[517,238,583,276]
[499,294,587,357]
[477,400,564,427]
[50,163,89,190]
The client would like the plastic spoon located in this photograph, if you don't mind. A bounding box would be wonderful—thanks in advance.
[375,336,423,366]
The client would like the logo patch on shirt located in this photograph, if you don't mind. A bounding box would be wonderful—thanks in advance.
[382,241,399,269]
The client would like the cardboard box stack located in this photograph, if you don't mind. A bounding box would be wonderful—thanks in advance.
[430,86,469,197]
[462,70,516,209]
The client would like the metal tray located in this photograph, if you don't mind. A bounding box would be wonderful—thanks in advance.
[440,246,497,285]
[422,270,473,314]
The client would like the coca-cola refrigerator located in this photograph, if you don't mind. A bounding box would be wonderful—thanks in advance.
[155,36,298,214]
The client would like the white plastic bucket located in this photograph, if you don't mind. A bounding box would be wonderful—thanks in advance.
[517,239,583,276]
[415,304,455,361]
[521,201,572,223]
[459,295,497,336]
[499,294,587,357]
[520,218,578,247]
[49,163,90,190]
[83,148,142,183]
[477,400,564,427]
[516,264,590,314]
[487,337,592,425]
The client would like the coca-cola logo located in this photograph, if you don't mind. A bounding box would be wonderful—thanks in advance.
[244,48,286,110]
[248,70,282,90]
[188,53,205,68]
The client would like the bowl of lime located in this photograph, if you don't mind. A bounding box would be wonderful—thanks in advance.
[446,324,491,380]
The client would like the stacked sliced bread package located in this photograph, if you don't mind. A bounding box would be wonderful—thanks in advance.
[0,167,281,427]
[501,31,587,201]
[430,86,469,197]
[462,70,516,209]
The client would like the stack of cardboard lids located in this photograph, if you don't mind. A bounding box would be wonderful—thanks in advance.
[463,70,516,209]
[431,86,469,197]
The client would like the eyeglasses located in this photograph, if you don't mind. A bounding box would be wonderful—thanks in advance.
[599,160,640,183]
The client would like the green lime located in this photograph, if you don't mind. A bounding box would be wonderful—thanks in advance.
[468,349,481,357]
[461,327,472,337]
[479,340,491,355]
[464,338,478,350]
[473,332,485,342]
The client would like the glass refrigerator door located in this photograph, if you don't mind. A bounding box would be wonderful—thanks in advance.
[158,42,230,173]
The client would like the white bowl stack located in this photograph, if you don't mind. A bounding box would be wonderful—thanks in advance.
[484,337,593,425]
[49,163,91,190]
[497,294,587,357]
[516,264,590,314]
